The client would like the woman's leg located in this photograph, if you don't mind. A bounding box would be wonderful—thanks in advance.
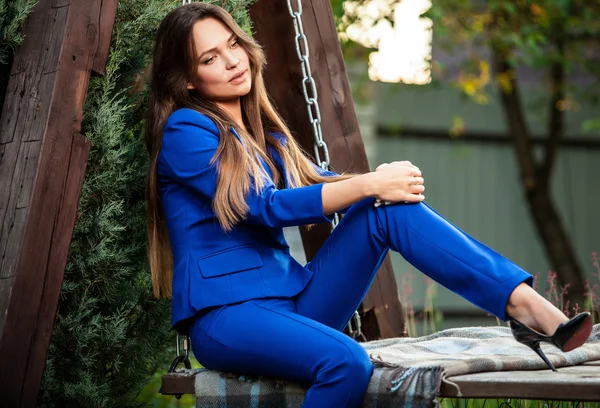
[295,198,534,331]
[190,298,373,408]
[505,282,570,335]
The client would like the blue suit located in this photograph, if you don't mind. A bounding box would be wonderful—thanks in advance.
[159,108,340,331]
[158,107,533,407]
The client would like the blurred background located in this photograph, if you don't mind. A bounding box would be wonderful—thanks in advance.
[285,0,600,333]
[0,0,595,406]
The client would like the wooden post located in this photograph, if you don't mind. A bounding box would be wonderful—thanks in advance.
[0,0,117,406]
[249,0,405,339]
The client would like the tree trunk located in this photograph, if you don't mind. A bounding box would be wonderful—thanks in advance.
[526,185,586,311]
[492,49,586,312]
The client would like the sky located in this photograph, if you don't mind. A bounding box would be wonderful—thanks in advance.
[345,0,432,84]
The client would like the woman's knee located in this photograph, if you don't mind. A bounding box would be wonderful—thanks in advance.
[345,351,374,386]
[350,196,427,223]
[319,343,373,387]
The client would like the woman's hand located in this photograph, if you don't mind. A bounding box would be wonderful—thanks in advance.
[369,161,425,204]
[321,160,424,215]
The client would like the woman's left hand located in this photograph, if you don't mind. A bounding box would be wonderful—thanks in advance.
[374,161,424,206]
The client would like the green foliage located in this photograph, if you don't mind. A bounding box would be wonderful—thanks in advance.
[0,0,37,107]
[38,1,179,407]
[37,0,260,406]
[137,353,200,408]
[335,1,600,124]
[331,0,378,61]
[0,0,37,64]
[202,0,257,36]
[439,398,600,408]
[422,0,600,105]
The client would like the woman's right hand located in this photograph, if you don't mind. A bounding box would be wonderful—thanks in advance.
[367,161,425,204]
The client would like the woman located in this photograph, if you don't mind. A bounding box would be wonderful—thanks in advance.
[144,3,592,407]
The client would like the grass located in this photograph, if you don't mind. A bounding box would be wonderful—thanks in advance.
[439,399,600,408]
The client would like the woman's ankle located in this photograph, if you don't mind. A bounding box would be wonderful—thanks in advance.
[506,283,568,335]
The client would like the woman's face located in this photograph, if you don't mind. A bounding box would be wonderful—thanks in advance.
[187,18,251,102]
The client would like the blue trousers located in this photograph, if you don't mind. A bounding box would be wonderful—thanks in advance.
[189,198,533,407]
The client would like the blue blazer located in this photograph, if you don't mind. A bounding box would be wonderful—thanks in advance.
[158,108,339,331]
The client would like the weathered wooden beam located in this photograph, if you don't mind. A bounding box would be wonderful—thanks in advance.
[0,0,117,405]
[249,0,405,340]
[92,0,119,76]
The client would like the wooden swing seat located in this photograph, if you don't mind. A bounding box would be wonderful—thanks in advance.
[160,361,600,401]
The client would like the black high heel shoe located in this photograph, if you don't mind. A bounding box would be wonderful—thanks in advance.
[509,312,593,372]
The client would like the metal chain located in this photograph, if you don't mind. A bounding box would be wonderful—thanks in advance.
[287,0,363,340]
[176,333,190,360]
[346,311,368,342]
[286,0,341,228]
[167,333,191,375]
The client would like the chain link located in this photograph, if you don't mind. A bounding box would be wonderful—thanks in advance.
[287,0,324,168]
[287,0,365,339]
[176,333,190,359]
[286,0,340,228]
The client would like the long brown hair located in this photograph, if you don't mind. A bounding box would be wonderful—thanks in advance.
[144,3,352,298]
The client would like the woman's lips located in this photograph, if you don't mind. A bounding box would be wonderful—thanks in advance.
[229,69,247,83]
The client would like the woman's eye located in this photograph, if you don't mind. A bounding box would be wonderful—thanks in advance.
[231,39,239,48]
[203,56,215,65]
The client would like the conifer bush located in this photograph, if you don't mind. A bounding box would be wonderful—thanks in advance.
[39,1,177,405]
[34,0,257,406]
[0,0,37,63]
[0,0,37,106]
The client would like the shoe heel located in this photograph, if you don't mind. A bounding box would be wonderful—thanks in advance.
[530,342,557,372]
[560,314,593,352]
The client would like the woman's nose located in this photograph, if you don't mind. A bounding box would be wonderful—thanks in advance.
[225,52,240,69]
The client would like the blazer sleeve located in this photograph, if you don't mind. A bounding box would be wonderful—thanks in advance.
[159,112,334,228]
[271,131,351,216]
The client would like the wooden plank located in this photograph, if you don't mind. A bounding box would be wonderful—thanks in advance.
[20,133,91,405]
[162,362,600,401]
[92,0,118,75]
[0,0,117,405]
[248,0,405,340]
[161,371,197,396]
[440,361,600,401]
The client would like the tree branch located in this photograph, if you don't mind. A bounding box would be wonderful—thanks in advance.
[540,38,565,188]
[491,47,538,191]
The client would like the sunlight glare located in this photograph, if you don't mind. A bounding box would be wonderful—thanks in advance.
[356,0,433,84]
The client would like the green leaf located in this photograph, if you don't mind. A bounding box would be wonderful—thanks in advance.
[582,119,600,133]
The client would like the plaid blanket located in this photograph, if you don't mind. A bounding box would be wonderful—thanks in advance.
[195,324,600,408]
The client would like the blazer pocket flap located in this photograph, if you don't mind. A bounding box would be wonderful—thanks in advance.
[198,246,263,278]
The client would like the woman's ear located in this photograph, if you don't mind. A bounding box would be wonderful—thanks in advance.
[186,83,195,90]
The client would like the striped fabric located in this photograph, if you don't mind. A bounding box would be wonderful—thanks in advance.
[194,362,443,408]
[195,324,600,407]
